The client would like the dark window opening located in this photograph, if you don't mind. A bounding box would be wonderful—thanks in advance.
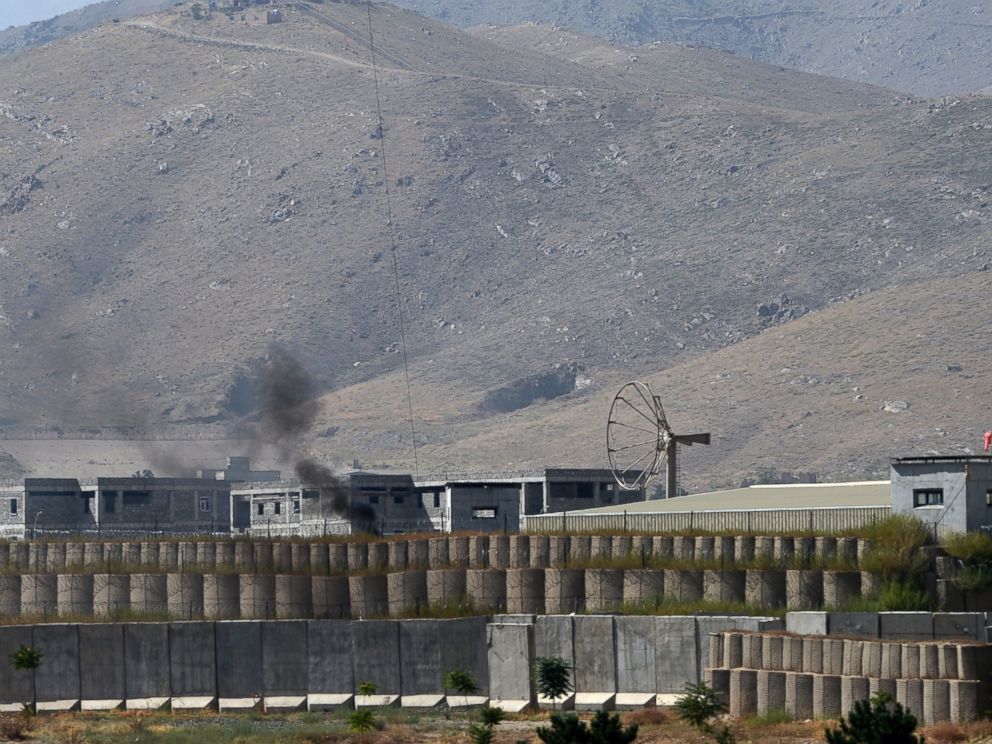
[360,487,387,496]
[200,497,211,513]
[576,482,595,499]
[274,502,281,515]
[105,496,115,514]
[472,506,497,519]
[257,503,264,516]
[433,493,440,509]
[293,500,300,514]
[303,489,319,500]
[9,499,16,515]
[82,496,90,514]
[393,495,404,504]
[913,489,944,507]
[122,490,151,506]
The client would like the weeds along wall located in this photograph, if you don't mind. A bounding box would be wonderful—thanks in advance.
[0,533,880,574]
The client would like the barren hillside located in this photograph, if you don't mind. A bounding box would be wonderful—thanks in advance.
[0,3,990,485]
[393,0,992,97]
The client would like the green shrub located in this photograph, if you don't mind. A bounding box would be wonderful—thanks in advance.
[825,692,922,743]
[675,681,735,744]
[944,531,992,563]
[348,709,381,733]
[877,580,932,611]
[952,565,992,592]
[468,722,496,744]
[357,680,377,697]
[858,515,930,580]
[479,705,505,726]
[537,711,639,744]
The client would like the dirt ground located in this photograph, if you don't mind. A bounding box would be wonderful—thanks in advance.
[2,708,989,744]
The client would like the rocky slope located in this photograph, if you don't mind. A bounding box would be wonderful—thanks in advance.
[0,3,990,486]
[392,0,992,97]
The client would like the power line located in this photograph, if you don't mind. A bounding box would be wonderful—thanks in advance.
[364,0,420,477]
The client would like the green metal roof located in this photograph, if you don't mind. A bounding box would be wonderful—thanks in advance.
[558,481,891,515]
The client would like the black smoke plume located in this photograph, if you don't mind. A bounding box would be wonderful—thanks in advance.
[257,349,375,530]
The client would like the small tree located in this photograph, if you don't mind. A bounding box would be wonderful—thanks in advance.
[467,721,496,744]
[357,680,377,697]
[675,681,734,744]
[826,692,923,744]
[535,656,573,712]
[444,668,478,708]
[348,709,380,733]
[10,645,42,715]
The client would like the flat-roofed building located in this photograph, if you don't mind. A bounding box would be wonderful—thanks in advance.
[891,455,992,537]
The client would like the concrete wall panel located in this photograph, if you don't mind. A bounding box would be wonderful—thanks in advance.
[215,621,263,698]
[352,620,401,694]
[78,624,124,701]
[262,621,308,696]
[615,616,656,693]
[169,622,216,697]
[307,620,354,694]
[440,617,490,697]
[487,623,534,703]
[654,616,696,692]
[399,620,443,695]
[124,623,171,699]
[31,624,80,702]
[573,616,616,693]
[0,626,34,704]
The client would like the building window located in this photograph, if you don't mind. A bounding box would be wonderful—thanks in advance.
[257,503,264,516]
[9,499,16,515]
[122,490,151,506]
[472,507,497,519]
[274,502,281,515]
[913,489,944,507]
[393,495,404,504]
[200,497,211,513]
[105,496,115,514]
[433,493,440,508]
[293,500,300,515]
[82,496,90,514]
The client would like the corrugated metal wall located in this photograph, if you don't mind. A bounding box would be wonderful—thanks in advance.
[523,506,893,534]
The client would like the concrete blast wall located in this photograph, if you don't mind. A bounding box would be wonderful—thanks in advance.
[0,617,490,706]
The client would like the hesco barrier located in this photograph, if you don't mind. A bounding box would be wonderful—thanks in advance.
[0,568,926,620]
[523,506,893,534]
[0,533,875,575]
[706,629,991,725]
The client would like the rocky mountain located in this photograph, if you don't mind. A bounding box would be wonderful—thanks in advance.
[0,2,990,488]
[392,0,992,98]
[0,0,175,56]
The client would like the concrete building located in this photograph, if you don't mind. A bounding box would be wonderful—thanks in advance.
[0,476,231,539]
[231,472,428,537]
[891,456,992,538]
[417,469,640,533]
[233,468,643,536]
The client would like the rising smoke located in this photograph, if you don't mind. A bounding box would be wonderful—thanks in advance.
[256,349,374,527]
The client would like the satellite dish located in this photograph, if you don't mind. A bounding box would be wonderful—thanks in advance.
[607,381,711,496]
